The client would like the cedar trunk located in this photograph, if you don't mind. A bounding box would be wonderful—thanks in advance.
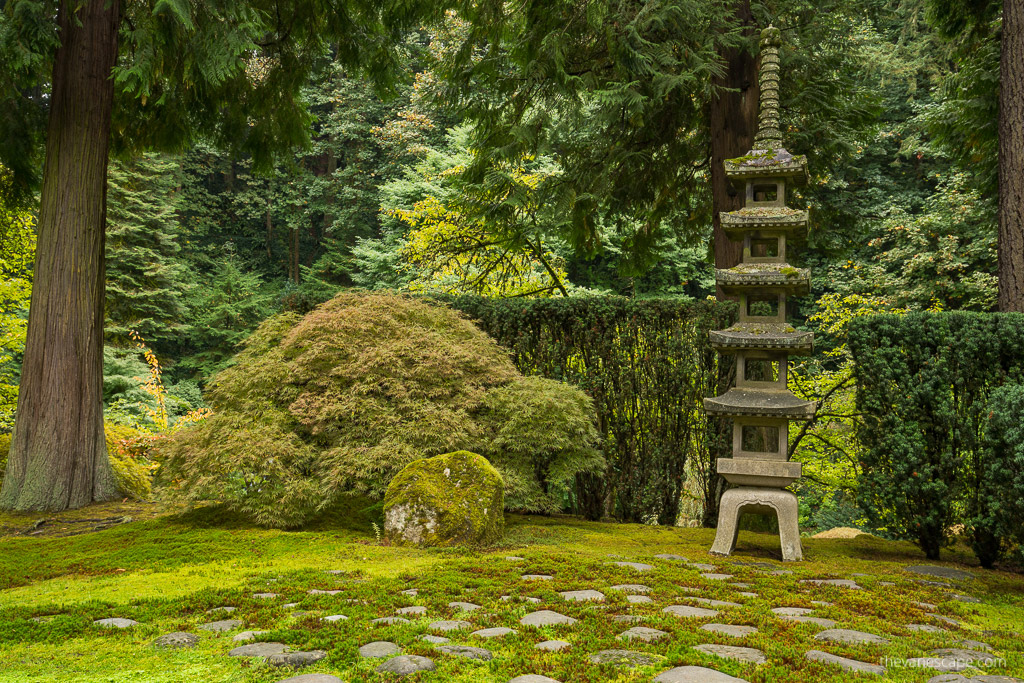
[999,0,1024,311]
[0,0,121,510]
[709,0,759,285]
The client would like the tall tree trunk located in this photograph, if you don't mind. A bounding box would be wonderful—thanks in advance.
[0,0,121,511]
[999,0,1024,311]
[709,0,759,288]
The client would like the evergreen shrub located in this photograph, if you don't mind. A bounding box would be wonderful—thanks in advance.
[156,292,604,528]
[442,295,735,524]
[974,382,1024,567]
[849,311,1024,562]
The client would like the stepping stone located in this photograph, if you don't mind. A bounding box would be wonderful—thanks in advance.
[275,675,343,683]
[768,569,794,576]
[926,677,1024,683]
[229,642,288,657]
[909,624,946,633]
[851,573,873,578]
[811,601,832,607]
[29,616,57,623]
[627,595,652,604]
[207,606,237,614]
[611,614,644,623]
[376,655,436,675]
[772,607,813,617]
[879,581,896,586]
[801,579,862,589]
[654,554,689,562]
[589,649,663,667]
[198,620,242,632]
[930,648,998,663]
[324,570,346,575]
[610,584,651,593]
[560,590,605,602]
[617,626,668,642]
[702,573,733,581]
[805,649,885,675]
[521,610,577,626]
[360,641,402,658]
[731,561,777,570]
[509,677,560,683]
[654,666,748,682]
[613,562,654,572]
[372,616,410,625]
[94,618,138,629]
[283,603,299,609]
[535,640,571,651]
[397,606,426,615]
[738,592,758,598]
[253,592,280,599]
[501,595,543,603]
[782,616,837,627]
[694,644,767,664]
[322,614,348,622]
[912,601,938,610]
[505,556,525,561]
[234,631,269,641]
[420,634,449,644]
[430,620,472,632]
[401,588,418,596]
[815,629,889,645]
[307,589,341,595]
[664,605,718,618]
[689,598,741,608]
[906,566,975,581]
[267,650,327,668]
[700,624,757,637]
[677,586,701,594]
[688,562,717,572]
[152,632,199,649]
[449,601,481,612]
[957,639,990,650]
[473,627,516,639]
[952,593,982,603]
[929,613,961,627]
[903,656,972,673]
[436,645,493,661]
[522,574,553,581]
[728,582,752,589]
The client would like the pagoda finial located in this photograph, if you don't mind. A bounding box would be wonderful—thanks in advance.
[753,25,783,151]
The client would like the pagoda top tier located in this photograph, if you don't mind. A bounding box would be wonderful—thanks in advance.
[724,26,808,186]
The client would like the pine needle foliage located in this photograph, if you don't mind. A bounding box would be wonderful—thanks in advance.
[156,292,603,528]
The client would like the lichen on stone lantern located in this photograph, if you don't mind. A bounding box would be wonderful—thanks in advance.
[706,25,816,562]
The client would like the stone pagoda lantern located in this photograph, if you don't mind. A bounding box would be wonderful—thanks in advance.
[705,26,815,562]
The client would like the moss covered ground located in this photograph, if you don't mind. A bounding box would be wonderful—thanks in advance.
[1,504,1022,682]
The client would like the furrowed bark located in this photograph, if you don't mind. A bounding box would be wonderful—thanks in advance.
[999,0,1024,311]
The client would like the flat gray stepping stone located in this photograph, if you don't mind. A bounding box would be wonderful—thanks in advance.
[535,640,571,651]
[811,601,833,607]
[768,569,794,576]
[815,628,889,645]
[627,595,652,604]
[229,642,288,657]
[372,616,409,625]
[904,656,972,672]
[654,554,689,561]
[678,586,701,594]
[267,650,327,668]
[397,606,426,615]
[522,574,553,581]
[617,626,668,642]
[611,614,644,623]
[275,675,343,683]
[360,641,402,658]
[906,566,975,581]
[307,589,341,595]
[701,624,758,637]
[152,632,199,648]
[436,644,493,661]
[430,620,472,632]
[737,591,758,598]
[702,573,733,581]
[521,610,577,626]
[957,639,990,650]
[376,655,436,675]
[612,561,654,571]
[253,592,280,599]
[198,619,242,632]
[589,649,663,667]
[782,616,837,627]
[473,627,516,639]
[654,666,748,682]
[929,613,961,627]
[930,648,998,663]
[94,618,138,629]
[879,581,896,586]
[283,603,299,609]
[560,590,605,602]
[324,570,346,575]
[501,595,543,603]
[801,579,862,589]
[234,631,269,641]
[207,606,237,614]
[420,634,449,644]
[805,649,885,675]
[689,562,717,572]
[694,643,767,664]
[952,593,982,603]
[610,584,650,593]
[913,601,938,610]
[909,624,946,633]
[401,588,418,596]
[322,614,348,622]
[727,582,752,589]
[664,605,718,618]
[449,601,481,612]
[690,598,741,608]
[505,556,525,561]
[509,677,560,683]
[30,616,57,623]
[772,607,813,616]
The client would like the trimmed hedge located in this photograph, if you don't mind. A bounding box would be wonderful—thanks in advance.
[849,311,1024,562]
[442,295,736,524]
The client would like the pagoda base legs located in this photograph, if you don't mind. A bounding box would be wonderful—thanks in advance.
[710,487,803,562]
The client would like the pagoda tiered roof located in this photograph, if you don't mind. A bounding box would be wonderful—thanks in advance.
[704,388,817,420]
[724,147,809,184]
[716,263,810,295]
[720,207,808,239]
[710,323,813,354]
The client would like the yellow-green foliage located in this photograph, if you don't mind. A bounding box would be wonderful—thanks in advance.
[104,423,156,500]
[156,292,603,528]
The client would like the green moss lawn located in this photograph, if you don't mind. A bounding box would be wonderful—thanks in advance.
[1,504,1022,682]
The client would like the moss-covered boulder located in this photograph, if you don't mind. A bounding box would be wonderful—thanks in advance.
[384,451,504,547]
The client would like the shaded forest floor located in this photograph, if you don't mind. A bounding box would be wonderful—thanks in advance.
[1,506,1022,682]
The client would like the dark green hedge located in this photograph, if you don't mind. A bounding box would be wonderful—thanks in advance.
[849,311,1024,562]
[441,295,736,524]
